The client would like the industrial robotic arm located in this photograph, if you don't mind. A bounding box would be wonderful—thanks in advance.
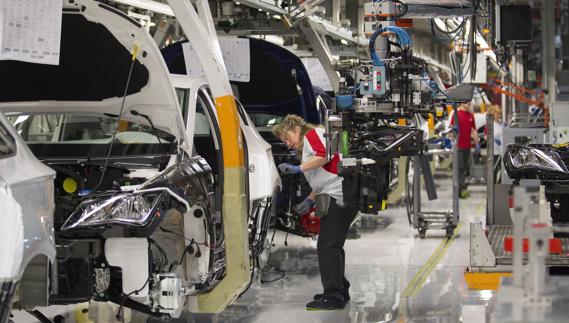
[329,21,446,214]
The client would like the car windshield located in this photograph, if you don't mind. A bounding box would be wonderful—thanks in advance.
[247,113,283,132]
[8,114,176,158]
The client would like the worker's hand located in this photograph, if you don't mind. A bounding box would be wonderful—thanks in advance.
[294,198,315,215]
[278,163,301,174]
[495,138,502,146]
[475,143,481,155]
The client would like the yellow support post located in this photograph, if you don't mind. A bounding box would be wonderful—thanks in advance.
[194,96,250,312]
[428,113,435,136]
[167,0,250,313]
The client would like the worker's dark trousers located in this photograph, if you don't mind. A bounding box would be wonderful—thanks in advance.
[458,148,471,192]
[317,198,357,301]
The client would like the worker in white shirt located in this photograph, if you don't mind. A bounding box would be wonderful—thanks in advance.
[273,114,357,311]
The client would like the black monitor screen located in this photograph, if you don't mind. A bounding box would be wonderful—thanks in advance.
[500,5,532,43]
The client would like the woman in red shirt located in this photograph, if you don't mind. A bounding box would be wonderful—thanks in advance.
[273,115,357,310]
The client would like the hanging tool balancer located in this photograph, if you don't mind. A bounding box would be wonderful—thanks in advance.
[332,22,438,215]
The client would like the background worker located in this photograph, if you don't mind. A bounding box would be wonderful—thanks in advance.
[450,103,479,198]
[273,115,357,311]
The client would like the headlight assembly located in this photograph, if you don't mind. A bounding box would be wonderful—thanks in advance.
[61,191,164,231]
[505,145,569,178]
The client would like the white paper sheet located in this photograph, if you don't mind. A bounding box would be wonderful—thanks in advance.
[182,37,251,82]
[301,57,333,91]
[0,0,63,65]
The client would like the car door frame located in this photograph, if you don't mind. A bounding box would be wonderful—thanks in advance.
[171,77,226,215]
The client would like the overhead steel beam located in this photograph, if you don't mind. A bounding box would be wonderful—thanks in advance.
[307,16,355,43]
[215,19,293,36]
[297,19,341,92]
[543,0,556,104]
[235,0,288,15]
[106,0,174,16]
[403,4,474,18]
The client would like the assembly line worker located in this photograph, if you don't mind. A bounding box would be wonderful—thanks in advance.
[450,103,480,198]
[273,114,357,311]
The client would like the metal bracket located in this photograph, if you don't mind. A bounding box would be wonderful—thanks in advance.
[419,155,437,201]
[470,222,496,268]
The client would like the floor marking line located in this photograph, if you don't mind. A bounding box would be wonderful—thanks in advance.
[401,239,449,296]
[474,199,486,215]
[401,222,463,297]
[407,223,462,297]
[399,199,485,318]
[403,199,484,297]
[400,237,448,296]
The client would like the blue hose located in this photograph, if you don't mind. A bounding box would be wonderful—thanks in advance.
[369,26,412,66]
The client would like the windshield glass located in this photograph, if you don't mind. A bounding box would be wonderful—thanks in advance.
[8,114,176,158]
[247,112,283,132]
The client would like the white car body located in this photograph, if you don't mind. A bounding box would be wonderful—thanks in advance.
[0,112,55,318]
[0,0,279,317]
[0,0,194,312]
[169,75,281,207]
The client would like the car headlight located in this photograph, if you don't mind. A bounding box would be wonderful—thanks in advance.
[61,192,164,230]
[506,146,569,174]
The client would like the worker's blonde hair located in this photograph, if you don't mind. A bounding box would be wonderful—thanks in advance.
[487,104,502,116]
[273,114,315,139]
[273,115,317,152]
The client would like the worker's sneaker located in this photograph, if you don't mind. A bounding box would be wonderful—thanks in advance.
[346,226,361,240]
[460,190,470,199]
[306,297,345,311]
[313,291,350,303]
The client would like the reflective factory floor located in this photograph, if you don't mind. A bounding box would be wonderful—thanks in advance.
[13,176,494,323]
[161,176,492,323]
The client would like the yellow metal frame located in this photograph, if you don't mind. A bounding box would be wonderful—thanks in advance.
[168,0,250,313]
[464,272,512,290]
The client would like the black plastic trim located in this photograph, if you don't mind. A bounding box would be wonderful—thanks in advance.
[0,121,17,160]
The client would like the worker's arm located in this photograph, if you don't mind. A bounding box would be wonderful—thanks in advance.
[307,191,316,201]
[300,155,328,172]
[472,127,479,145]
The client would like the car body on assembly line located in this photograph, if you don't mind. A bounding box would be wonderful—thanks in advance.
[169,74,281,267]
[0,112,56,323]
[0,0,277,320]
[162,38,326,238]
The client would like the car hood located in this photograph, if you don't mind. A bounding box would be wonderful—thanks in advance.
[161,38,320,124]
[0,0,188,149]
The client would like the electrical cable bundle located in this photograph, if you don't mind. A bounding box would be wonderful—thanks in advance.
[430,18,467,43]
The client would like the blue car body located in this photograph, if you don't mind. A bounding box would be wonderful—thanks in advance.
[161,38,320,124]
